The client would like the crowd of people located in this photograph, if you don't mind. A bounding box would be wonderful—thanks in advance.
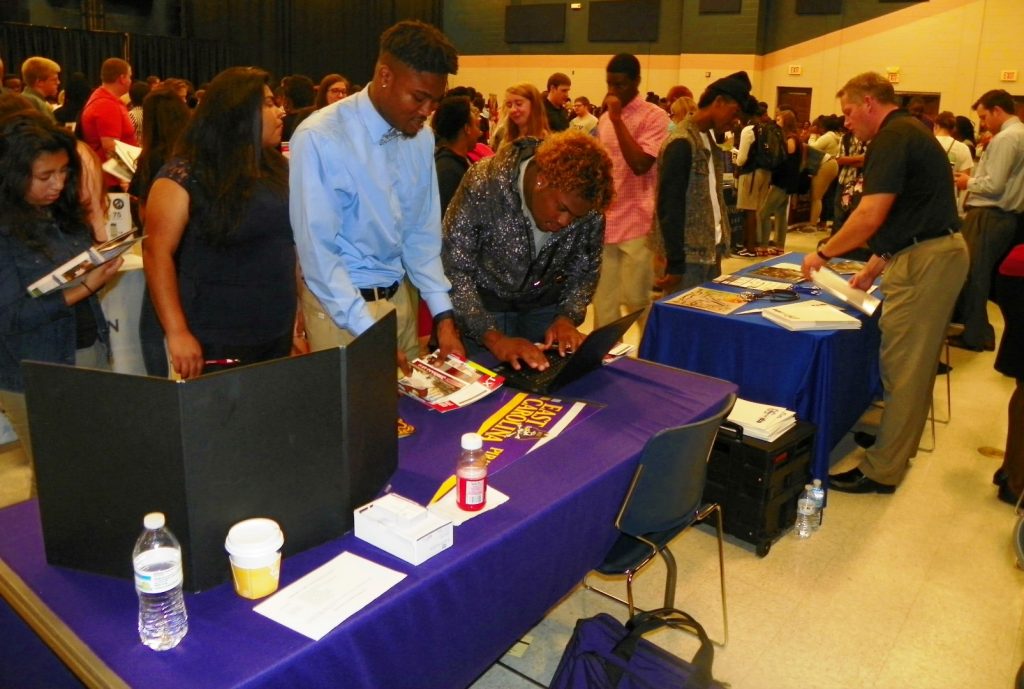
[0,21,1021,506]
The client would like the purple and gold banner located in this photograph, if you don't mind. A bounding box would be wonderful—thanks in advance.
[476,393,602,475]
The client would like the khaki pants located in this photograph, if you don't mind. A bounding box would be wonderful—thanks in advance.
[809,158,839,225]
[862,233,968,485]
[300,280,419,364]
[592,236,653,330]
[0,340,108,498]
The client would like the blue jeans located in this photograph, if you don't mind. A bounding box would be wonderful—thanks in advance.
[465,303,561,357]
[679,245,725,290]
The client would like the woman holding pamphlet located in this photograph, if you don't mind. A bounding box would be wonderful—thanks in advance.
[442,130,614,371]
[143,67,296,380]
[0,113,122,492]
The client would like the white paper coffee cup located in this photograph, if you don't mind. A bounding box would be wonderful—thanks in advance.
[225,518,284,599]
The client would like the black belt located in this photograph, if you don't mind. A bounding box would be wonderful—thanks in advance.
[359,281,400,302]
[880,227,959,261]
[964,205,1018,214]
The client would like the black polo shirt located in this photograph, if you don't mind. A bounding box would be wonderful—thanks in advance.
[544,98,570,132]
[862,109,959,257]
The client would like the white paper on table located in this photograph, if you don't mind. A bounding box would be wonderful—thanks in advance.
[428,486,510,526]
[253,552,405,641]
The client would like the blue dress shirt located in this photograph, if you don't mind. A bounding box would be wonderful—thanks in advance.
[289,88,453,336]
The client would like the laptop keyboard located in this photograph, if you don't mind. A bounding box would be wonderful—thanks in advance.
[521,350,570,387]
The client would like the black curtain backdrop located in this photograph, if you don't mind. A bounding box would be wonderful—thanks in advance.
[129,33,232,86]
[1,22,124,86]
[187,0,443,85]
[1,22,229,87]
[4,0,444,90]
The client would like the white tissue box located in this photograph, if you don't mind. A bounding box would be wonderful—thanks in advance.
[353,493,453,565]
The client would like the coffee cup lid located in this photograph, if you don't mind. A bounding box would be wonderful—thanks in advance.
[225,518,284,557]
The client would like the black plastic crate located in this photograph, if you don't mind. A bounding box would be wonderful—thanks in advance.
[704,421,815,557]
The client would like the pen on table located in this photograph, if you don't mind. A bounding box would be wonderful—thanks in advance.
[429,475,457,504]
[204,358,241,366]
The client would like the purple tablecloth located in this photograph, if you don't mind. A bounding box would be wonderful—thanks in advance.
[639,253,882,479]
[0,357,735,689]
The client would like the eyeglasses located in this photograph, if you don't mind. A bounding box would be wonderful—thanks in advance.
[740,285,820,302]
[327,87,347,96]
[740,288,799,303]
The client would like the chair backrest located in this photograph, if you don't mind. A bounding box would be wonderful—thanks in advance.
[618,393,736,537]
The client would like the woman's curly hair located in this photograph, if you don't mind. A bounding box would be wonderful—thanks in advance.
[533,130,615,212]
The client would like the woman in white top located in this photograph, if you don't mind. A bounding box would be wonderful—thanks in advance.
[934,110,973,215]
[808,114,842,231]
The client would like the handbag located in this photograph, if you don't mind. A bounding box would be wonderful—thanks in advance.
[549,607,724,689]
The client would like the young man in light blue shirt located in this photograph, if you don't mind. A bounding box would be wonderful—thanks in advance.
[290,20,464,370]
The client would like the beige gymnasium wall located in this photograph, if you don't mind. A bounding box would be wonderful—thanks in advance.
[451,0,1022,123]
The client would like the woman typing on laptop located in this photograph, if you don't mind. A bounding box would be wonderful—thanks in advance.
[441,130,614,371]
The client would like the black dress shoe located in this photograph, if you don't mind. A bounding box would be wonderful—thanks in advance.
[828,467,897,494]
[997,477,1021,506]
[853,431,876,449]
[947,334,984,352]
[994,467,1008,486]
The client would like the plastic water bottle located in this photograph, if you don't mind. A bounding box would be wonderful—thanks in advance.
[809,478,826,530]
[133,512,188,650]
[795,484,816,539]
[456,432,488,511]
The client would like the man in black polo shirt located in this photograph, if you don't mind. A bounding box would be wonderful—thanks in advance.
[544,72,571,132]
[802,72,969,494]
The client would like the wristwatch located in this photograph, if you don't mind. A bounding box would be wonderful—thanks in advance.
[816,248,830,262]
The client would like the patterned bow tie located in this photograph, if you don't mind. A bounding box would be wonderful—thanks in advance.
[380,127,403,145]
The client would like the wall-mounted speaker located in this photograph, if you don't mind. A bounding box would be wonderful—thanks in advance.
[505,4,567,44]
[588,0,660,42]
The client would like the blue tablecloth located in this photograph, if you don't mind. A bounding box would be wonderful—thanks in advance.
[639,253,882,479]
[0,357,735,689]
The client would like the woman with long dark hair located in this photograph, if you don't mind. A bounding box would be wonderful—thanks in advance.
[129,85,192,377]
[143,67,295,379]
[131,86,192,221]
[0,113,122,488]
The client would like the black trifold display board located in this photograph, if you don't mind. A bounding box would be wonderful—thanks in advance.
[24,312,398,592]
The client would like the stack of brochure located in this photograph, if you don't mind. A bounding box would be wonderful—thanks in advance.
[727,398,797,443]
[762,300,861,331]
[397,351,503,413]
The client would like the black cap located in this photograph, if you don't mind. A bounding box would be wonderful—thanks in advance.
[707,71,758,115]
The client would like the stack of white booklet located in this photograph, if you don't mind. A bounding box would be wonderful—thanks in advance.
[727,398,797,443]
[762,299,861,331]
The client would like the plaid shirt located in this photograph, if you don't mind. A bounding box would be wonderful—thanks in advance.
[597,98,670,244]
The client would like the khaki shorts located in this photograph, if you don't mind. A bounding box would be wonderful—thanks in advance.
[736,169,771,211]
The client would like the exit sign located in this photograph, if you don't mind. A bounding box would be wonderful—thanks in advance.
[1001,70,1018,82]
[788,65,802,76]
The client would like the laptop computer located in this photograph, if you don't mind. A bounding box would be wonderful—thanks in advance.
[496,309,642,394]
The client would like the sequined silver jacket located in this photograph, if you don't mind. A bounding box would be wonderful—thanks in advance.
[441,138,605,344]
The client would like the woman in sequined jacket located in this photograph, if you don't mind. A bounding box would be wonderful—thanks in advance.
[441,130,614,371]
